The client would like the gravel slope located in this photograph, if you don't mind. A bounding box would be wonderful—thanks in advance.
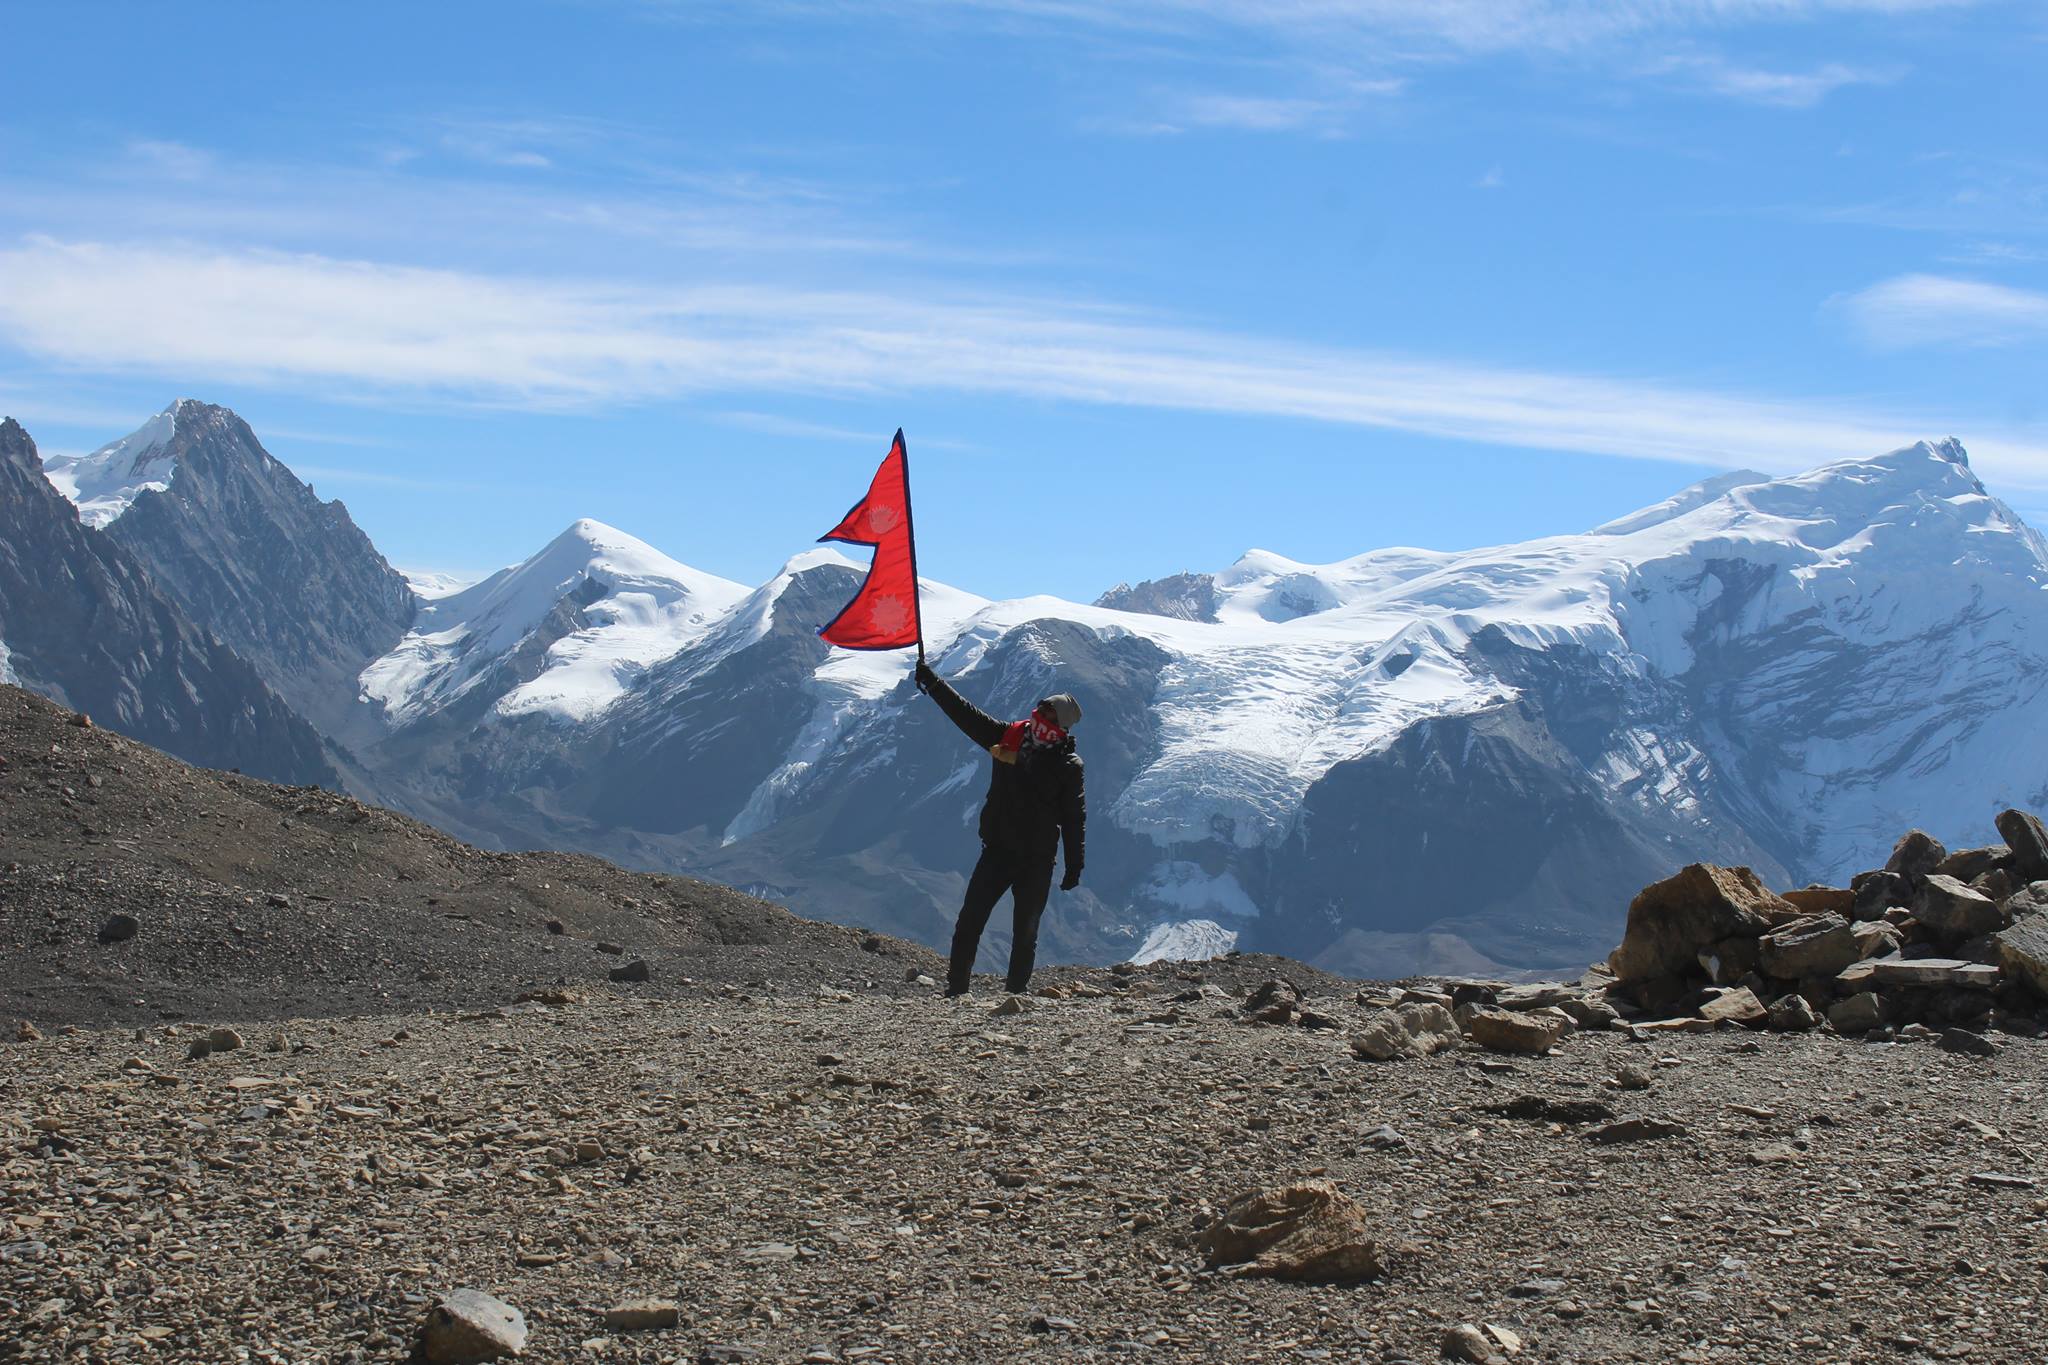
[5,989,2044,1364]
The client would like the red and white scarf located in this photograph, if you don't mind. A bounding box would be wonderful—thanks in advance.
[991,706,1067,764]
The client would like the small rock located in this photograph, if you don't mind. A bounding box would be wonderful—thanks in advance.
[603,1299,680,1331]
[1781,885,1854,916]
[1441,1323,1502,1363]
[1757,914,1859,979]
[1886,829,1948,879]
[544,919,565,935]
[1867,957,1999,990]
[1242,979,1301,1024]
[266,1031,290,1053]
[1827,992,1884,1034]
[1196,1179,1383,1282]
[266,892,292,909]
[609,959,651,983]
[16,1020,42,1043]
[1585,1116,1687,1144]
[97,913,140,945]
[1363,1124,1407,1150]
[207,1027,243,1053]
[860,935,884,953]
[1994,808,2048,881]
[595,941,624,956]
[1766,994,1819,1032]
[1350,1002,1458,1061]
[1697,986,1767,1026]
[1461,1006,1563,1056]
[1851,870,1909,921]
[1611,1064,1654,1090]
[994,994,1032,1016]
[1937,1028,1997,1058]
[417,1288,527,1363]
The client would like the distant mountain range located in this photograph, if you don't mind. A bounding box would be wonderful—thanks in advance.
[6,398,2045,977]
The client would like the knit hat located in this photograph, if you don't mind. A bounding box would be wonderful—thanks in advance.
[1040,693,1082,730]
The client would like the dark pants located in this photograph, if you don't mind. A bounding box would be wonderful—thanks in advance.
[948,843,1053,994]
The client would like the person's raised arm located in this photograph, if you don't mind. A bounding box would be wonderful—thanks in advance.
[915,660,1007,750]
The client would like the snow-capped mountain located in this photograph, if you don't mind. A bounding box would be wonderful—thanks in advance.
[12,398,2047,978]
[0,416,336,785]
[52,401,417,739]
[41,404,183,528]
[363,519,748,727]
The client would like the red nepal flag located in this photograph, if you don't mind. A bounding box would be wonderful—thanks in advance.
[817,430,924,651]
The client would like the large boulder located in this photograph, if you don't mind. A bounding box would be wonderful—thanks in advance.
[1757,914,1860,979]
[1196,1180,1383,1282]
[1996,809,2048,882]
[1886,830,1948,880]
[1349,1002,1458,1061]
[1609,864,1799,983]
[1913,875,2004,939]
[1996,916,2048,999]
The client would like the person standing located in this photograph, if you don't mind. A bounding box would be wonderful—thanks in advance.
[913,660,1083,996]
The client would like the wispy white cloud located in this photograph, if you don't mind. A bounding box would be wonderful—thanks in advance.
[711,409,984,452]
[681,1,1981,56]
[124,139,216,180]
[1839,273,2048,347]
[1643,52,1899,106]
[1474,165,1506,189]
[3,236,2041,493]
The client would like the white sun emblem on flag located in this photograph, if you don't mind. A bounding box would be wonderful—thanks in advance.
[869,593,911,636]
[867,504,902,535]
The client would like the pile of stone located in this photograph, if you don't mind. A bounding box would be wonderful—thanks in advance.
[1602,808,2048,1039]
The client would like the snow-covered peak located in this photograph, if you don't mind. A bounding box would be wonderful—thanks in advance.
[1591,469,1772,537]
[42,400,194,528]
[361,519,748,725]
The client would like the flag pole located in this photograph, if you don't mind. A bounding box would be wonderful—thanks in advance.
[896,428,928,678]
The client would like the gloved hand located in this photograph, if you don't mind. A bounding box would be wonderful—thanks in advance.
[1061,865,1082,892]
[914,659,937,693]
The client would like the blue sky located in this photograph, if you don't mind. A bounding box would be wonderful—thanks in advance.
[2,0,2045,599]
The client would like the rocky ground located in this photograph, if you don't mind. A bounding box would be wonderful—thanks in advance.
[5,684,2048,1364]
[5,983,2045,1364]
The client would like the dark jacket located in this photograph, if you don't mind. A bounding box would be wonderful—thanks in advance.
[927,673,1084,873]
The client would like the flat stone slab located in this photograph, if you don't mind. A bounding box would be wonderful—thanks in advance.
[1866,957,2000,989]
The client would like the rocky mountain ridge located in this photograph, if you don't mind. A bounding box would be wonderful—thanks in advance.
[0,419,335,787]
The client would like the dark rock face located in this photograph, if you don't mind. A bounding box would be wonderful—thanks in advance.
[97,402,415,734]
[1886,830,1948,880]
[0,418,336,786]
[1093,572,1221,623]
